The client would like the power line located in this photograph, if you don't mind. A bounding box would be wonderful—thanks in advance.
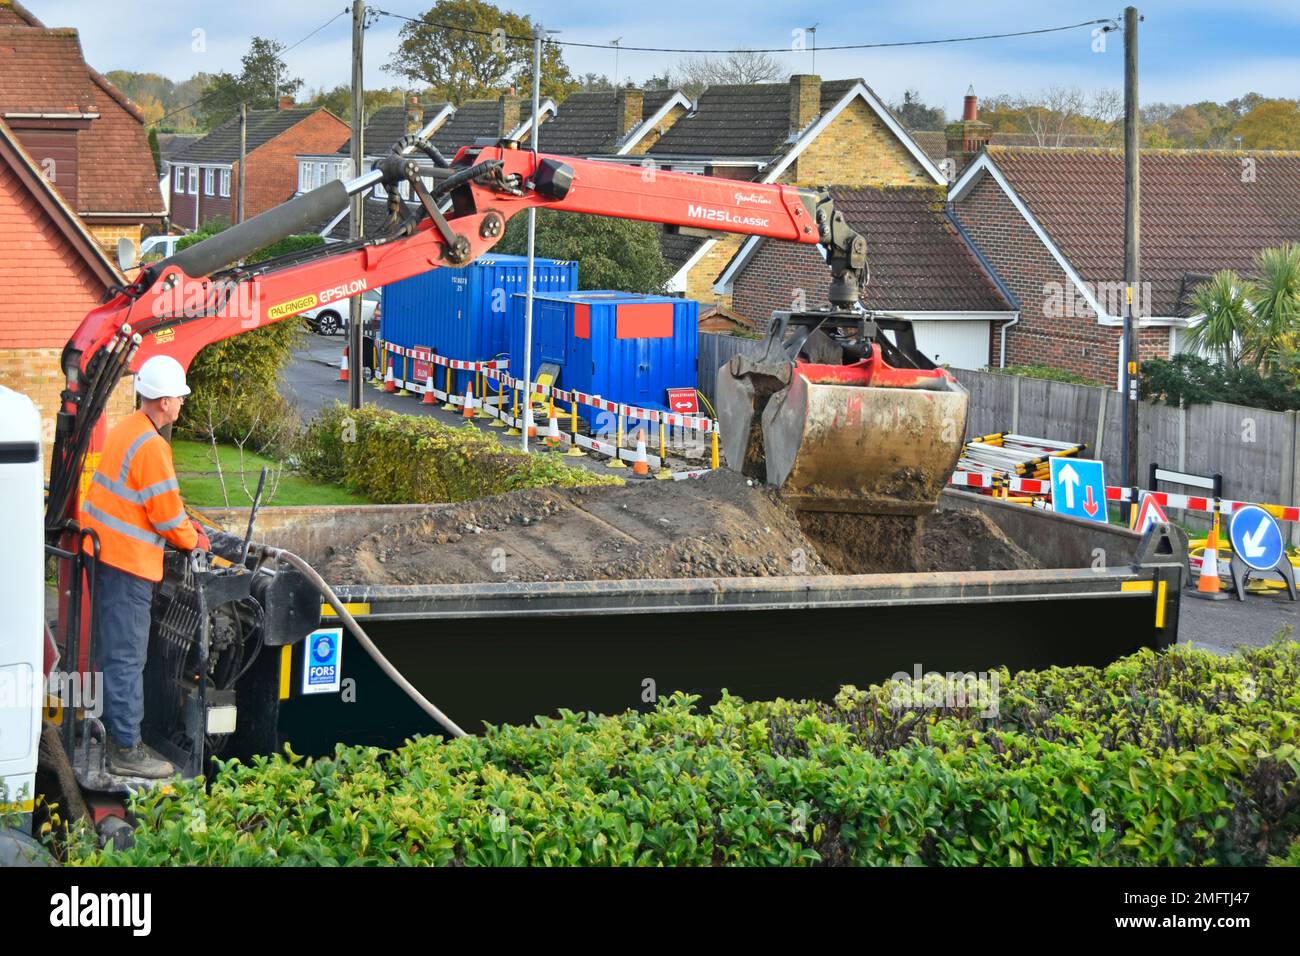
[374,9,1115,54]
[153,7,350,126]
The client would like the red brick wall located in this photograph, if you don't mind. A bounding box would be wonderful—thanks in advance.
[951,174,1169,385]
[0,162,134,469]
[733,240,833,333]
[241,111,348,219]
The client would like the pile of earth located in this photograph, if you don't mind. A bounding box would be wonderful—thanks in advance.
[322,469,829,585]
[321,468,1039,585]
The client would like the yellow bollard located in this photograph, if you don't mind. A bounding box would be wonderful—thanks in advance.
[489,373,506,428]
[656,420,671,479]
[506,383,521,436]
[442,365,457,411]
[606,409,627,469]
[711,430,719,470]
[567,397,585,456]
[397,355,412,396]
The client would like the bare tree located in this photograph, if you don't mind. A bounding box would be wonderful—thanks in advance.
[673,50,787,96]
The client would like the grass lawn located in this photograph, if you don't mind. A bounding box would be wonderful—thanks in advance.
[172,439,369,508]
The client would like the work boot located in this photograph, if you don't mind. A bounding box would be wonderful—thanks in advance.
[106,737,175,779]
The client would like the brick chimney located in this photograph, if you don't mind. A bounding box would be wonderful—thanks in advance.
[788,74,821,135]
[277,94,295,110]
[944,85,991,175]
[616,88,645,136]
[405,95,424,134]
[498,94,523,137]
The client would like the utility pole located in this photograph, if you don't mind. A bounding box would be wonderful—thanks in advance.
[237,102,247,224]
[521,22,543,452]
[348,0,365,411]
[1120,6,1141,518]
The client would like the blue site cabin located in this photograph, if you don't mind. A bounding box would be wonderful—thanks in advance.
[379,254,578,396]
[507,290,699,430]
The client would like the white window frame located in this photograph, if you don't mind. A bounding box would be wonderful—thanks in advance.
[317,162,327,189]
[299,161,313,193]
[187,166,198,195]
[219,168,231,197]
[204,167,215,196]
[173,166,184,191]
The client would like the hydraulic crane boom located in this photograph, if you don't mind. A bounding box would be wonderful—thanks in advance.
[47,130,964,539]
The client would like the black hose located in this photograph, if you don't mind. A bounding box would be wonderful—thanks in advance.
[261,547,468,739]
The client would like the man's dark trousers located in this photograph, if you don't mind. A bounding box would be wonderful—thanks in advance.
[92,561,155,748]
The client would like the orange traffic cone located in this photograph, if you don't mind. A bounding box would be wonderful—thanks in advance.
[1194,513,1229,600]
[421,372,437,405]
[339,347,349,382]
[462,384,476,418]
[632,430,650,477]
[544,415,561,450]
[383,362,396,393]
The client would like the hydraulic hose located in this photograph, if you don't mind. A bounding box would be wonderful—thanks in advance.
[260,546,468,739]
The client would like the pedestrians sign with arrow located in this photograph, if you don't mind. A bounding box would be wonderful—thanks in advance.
[1226,503,1295,601]
[1049,457,1108,524]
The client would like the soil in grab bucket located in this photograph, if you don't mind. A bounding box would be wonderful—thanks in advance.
[322,470,1039,585]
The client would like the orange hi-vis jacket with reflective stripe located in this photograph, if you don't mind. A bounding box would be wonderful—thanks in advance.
[80,410,198,582]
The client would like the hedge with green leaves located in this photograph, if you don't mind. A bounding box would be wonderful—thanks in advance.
[298,402,620,504]
[61,643,1300,866]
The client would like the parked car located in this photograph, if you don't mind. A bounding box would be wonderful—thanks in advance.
[302,290,380,336]
[139,233,182,261]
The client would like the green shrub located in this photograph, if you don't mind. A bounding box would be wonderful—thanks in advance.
[61,642,1300,867]
[298,403,620,503]
[1141,354,1300,411]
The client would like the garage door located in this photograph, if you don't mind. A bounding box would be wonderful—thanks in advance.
[909,320,990,370]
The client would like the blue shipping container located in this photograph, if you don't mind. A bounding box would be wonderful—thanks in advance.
[379,254,577,394]
[508,291,698,429]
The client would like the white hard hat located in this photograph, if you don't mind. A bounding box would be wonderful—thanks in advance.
[135,355,191,399]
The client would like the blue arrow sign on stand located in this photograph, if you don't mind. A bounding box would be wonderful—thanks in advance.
[1049,457,1108,524]
[1228,504,1285,573]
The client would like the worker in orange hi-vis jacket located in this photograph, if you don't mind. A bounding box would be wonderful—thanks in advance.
[79,355,211,779]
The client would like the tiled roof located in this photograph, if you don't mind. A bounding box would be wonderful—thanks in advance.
[80,69,165,215]
[828,185,1010,312]
[983,146,1300,317]
[0,26,96,115]
[170,109,324,165]
[334,102,452,157]
[911,129,1102,163]
[657,228,708,272]
[536,91,622,155]
[325,196,424,241]
[157,133,199,160]
[429,100,500,157]
[650,82,792,157]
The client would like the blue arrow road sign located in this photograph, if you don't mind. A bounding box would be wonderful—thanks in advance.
[1049,457,1108,524]
[1228,504,1285,573]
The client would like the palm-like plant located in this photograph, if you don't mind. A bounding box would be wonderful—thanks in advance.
[1250,243,1300,373]
[1184,270,1255,370]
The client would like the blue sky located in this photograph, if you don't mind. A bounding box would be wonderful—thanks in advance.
[29,0,1300,114]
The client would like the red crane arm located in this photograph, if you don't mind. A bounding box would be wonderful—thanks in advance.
[66,148,822,375]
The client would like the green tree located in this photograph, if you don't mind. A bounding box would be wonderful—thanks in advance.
[891,89,946,130]
[198,37,304,128]
[1183,270,1255,369]
[1252,243,1300,371]
[385,0,574,104]
[495,210,670,294]
[1233,99,1300,150]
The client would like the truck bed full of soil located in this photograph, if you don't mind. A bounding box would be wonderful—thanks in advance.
[321,470,1039,586]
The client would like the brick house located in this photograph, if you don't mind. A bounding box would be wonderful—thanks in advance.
[0,0,165,251]
[586,75,946,305]
[948,146,1300,386]
[165,98,348,231]
[0,118,133,468]
[716,184,1016,369]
